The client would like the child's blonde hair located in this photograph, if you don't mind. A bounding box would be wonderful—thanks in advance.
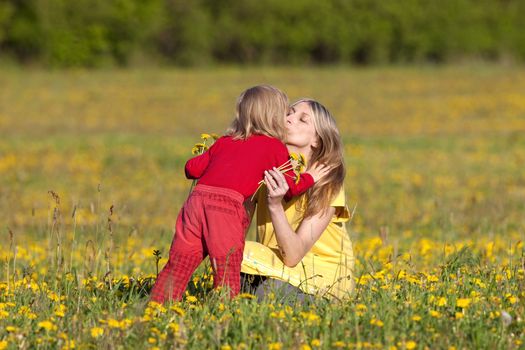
[227,85,288,141]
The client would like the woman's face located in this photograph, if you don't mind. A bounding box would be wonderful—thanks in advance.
[285,102,318,150]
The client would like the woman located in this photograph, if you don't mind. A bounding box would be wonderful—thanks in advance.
[241,99,355,301]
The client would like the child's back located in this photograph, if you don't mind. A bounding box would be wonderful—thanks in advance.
[185,134,312,200]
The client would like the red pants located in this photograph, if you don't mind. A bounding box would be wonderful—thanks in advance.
[150,184,249,303]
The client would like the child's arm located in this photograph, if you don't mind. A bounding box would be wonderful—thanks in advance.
[269,143,312,198]
[283,162,331,198]
[269,140,329,199]
[185,138,221,179]
[185,151,210,179]
[269,162,331,201]
[185,136,223,179]
[283,170,314,197]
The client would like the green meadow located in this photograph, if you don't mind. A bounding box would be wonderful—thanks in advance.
[0,66,524,349]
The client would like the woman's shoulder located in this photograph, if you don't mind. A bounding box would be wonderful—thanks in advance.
[329,186,352,222]
[330,186,346,207]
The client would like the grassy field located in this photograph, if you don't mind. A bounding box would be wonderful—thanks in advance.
[0,65,524,349]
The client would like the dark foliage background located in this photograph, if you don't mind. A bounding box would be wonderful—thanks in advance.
[0,0,524,67]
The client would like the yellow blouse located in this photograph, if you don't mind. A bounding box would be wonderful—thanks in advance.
[241,187,355,300]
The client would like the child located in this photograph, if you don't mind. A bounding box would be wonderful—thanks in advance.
[150,85,325,303]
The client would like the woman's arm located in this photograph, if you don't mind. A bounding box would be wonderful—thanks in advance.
[264,166,333,267]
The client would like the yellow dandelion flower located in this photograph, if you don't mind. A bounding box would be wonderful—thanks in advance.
[406,341,417,349]
[429,310,441,318]
[38,320,57,332]
[299,154,306,167]
[455,312,464,319]
[168,322,179,333]
[90,327,104,338]
[427,274,439,282]
[237,293,256,300]
[356,303,367,311]
[411,315,421,321]
[55,304,67,318]
[370,318,384,327]
[0,341,7,350]
[107,319,120,328]
[185,295,198,303]
[506,294,519,304]
[62,339,75,349]
[201,133,211,140]
[489,310,500,319]
[301,345,312,350]
[47,291,60,302]
[220,345,232,350]
[456,298,471,308]
[332,341,345,348]
[437,297,447,306]
[270,310,285,319]
[148,338,156,344]
[300,311,320,323]
[120,318,132,329]
[170,305,185,316]
[268,343,282,350]
[105,318,131,330]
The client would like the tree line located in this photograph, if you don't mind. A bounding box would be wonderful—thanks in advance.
[0,0,524,67]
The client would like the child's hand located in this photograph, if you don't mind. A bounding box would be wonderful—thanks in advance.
[306,162,331,182]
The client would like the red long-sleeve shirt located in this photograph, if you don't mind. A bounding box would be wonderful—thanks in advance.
[185,135,314,200]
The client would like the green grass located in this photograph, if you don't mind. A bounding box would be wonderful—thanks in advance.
[0,65,524,349]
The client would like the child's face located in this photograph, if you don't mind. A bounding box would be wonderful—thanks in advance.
[285,102,318,149]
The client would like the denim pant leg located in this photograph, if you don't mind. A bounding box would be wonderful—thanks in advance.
[241,273,313,304]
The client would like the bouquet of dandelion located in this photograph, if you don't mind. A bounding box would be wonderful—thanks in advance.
[191,133,219,155]
[251,152,307,200]
[189,133,219,193]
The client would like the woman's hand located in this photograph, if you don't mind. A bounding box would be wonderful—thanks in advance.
[263,165,336,267]
[306,162,331,182]
[264,167,289,206]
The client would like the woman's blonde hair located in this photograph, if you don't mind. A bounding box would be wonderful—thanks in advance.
[227,85,288,141]
[293,99,346,218]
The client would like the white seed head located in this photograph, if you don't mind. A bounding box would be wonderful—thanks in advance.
[501,310,512,327]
